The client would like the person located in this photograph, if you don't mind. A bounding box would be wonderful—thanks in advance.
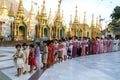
[100,38,103,53]
[47,40,54,67]
[72,36,78,57]
[103,38,107,53]
[95,37,99,54]
[107,38,112,52]
[49,40,55,65]
[118,38,120,51]
[77,37,82,56]
[86,37,88,55]
[92,38,96,54]
[22,43,28,74]
[28,44,35,73]
[58,40,63,63]
[81,37,87,56]
[34,43,41,72]
[88,38,92,55]
[68,43,73,59]
[113,38,118,52]
[62,39,67,61]
[54,39,59,62]
[13,44,24,77]
[42,41,48,70]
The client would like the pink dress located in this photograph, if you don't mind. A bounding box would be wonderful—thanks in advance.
[72,40,78,57]
[100,40,103,53]
[103,39,107,53]
[92,40,96,54]
[81,40,87,56]
[107,39,112,52]
[95,39,99,54]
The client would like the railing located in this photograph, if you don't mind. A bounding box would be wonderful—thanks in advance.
[0,40,34,47]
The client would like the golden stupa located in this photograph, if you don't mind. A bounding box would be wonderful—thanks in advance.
[0,0,102,41]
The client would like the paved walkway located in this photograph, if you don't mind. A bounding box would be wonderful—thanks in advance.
[40,52,120,80]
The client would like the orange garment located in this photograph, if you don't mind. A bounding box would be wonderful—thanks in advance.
[58,43,63,58]
[47,44,54,66]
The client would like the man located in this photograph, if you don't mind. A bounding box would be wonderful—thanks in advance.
[22,43,28,74]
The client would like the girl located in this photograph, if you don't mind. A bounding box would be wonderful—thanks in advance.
[28,44,35,73]
[13,44,24,77]
[34,43,41,72]
[58,40,63,63]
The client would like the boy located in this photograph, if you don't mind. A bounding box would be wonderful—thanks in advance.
[13,44,24,77]
[42,41,48,70]
[22,43,28,74]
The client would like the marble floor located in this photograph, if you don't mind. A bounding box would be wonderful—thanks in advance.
[0,47,120,80]
[40,52,120,80]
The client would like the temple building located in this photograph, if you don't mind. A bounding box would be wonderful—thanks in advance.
[103,18,120,38]
[0,0,102,41]
[0,0,9,39]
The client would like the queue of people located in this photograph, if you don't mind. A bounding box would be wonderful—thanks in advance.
[13,36,120,77]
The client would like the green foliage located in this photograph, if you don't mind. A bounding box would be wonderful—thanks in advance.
[111,6,120,20]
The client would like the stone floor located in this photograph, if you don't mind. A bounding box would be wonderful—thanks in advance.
[40,52,120,80]
[0,47,120,80]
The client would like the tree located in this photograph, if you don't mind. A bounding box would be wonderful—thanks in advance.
[111,6,120,20]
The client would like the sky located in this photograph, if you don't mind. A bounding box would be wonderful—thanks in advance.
[16,0,120,29]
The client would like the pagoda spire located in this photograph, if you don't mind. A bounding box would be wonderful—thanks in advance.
[99,15,102,31]
[74,5,78,23]
[62,10,65,25]
[69,15,72,25]
[96,17,99,28]
[90,14,95,38]
[16,0,25,17]
[0,0,8,15]
[48,8,52,24]
[91,14,94,26]
[8,3,14,17]
[41,0,46,15]
[55,0,62,21]
[48,8,52,20]
[28,2,35,20]
[83,11,87,24]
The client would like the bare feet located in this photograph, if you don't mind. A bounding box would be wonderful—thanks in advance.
[15,74,20,77]
[23,71,26,75]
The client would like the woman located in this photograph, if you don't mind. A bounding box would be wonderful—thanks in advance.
[81,37,87,56]
[72,36,78,57]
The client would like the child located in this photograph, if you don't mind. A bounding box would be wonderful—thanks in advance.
[13,44,24,77]
[34,43,41,72]
[28,44,35,73]
[58,40,63,63]
[68,43,73,59]
[42,41,48,70]
[22,43,28,74]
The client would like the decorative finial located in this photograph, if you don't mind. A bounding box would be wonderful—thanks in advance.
[8,3,14,17]
[83,11,87,24]
[74,5,78,23]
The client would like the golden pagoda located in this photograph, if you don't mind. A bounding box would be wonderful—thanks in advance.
[53,0,66,39]
[0,0,103,41]
[11,0,30,40]
[90,14,95,38]
[71,5,80,37]
[0,0,9,38]
[35,0,53,39]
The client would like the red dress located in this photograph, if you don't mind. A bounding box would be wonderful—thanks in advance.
[47,44,54,66]
[28,50,35,66]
